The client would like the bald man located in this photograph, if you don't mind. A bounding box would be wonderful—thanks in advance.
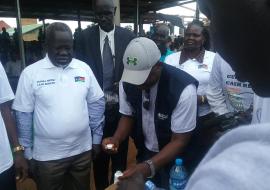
[152,23,173,62]
[75,0,135,189]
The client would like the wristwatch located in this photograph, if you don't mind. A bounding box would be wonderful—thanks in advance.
[13,145,25,153]
[144,159,156,178]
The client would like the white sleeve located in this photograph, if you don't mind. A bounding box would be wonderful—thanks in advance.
[206,54,229,115]
[86,67,104,103]
[119,82,134,116]
[0,63,14,104]
[12,70,35,112]
[171,84,197,133]
[185,124,270,190]
[164,52,180,68]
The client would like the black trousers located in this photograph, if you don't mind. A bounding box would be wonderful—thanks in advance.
[93,105,129,190]
[183,112,216,174]
[31,151,91,190]
[0,166,17,190]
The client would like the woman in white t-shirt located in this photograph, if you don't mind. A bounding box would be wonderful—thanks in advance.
[165,20,216,173]
[165,20,215,121]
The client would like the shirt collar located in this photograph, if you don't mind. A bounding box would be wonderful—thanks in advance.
[99,25,115,41]
[180,48,205,64]
[41,54,78,69]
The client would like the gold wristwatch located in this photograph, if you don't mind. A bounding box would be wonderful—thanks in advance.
[13,145,25,153]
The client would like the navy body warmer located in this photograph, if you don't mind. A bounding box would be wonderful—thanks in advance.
[123,64,198,153]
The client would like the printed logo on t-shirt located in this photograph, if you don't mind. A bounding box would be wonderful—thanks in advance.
[226,87,253,112]
[158,113,168,120]
[74,76,85,82]
[198,64,208,69]
[224,74,253,112]
[37,79,56,86]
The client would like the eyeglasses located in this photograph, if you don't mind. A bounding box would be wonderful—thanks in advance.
[143,89,150,110]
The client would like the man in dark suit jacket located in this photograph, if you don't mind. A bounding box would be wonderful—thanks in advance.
[75,0,135,189]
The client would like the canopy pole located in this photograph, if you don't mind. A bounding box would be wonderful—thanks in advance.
[135,0,139,36]
[16,0,26,70]
[139,15,143,36]
[42,19,46,33]
[195,1,200,20]
[77,9,82,30]
[114,0,120,26]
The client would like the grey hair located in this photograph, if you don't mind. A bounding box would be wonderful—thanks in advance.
[45,22,72,45]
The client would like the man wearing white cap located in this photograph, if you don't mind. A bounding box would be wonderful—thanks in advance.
[102,37,198,188]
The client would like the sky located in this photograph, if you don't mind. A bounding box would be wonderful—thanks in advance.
[0,2,205,35]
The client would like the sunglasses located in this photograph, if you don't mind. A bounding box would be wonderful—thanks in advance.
[143,89,150,110]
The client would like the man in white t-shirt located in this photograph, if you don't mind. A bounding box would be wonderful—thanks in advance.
[12,23,105,190]
[206,54,254,116]
[0,62,28,190]
[102,37,198,188]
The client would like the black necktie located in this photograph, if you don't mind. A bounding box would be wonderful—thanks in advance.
[102,35,114,92]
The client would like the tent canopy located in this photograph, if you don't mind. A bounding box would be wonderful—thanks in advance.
[5,24,43,36]
[0,0,193,22]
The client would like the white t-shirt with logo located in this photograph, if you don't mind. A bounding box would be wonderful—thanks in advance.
[119,82,197,152]
[0,62,15,174]
[252,95,270,124]
[206,54,254,115]
[165,51,216,117]
[12,56,104,161]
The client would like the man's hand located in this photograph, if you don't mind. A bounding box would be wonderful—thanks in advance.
[102,137,119,154]
[119,163,151,180]
[14,152,29,182]
[117,172,145,190]
[92,144,101,160]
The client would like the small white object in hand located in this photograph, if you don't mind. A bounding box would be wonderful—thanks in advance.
[114,171,123,184]
[106,144,114,149]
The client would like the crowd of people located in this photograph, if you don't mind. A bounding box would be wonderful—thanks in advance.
[1,0,270,190]
[0,26,44,78]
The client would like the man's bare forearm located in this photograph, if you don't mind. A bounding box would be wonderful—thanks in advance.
[1,101,20,147]
[151,132,192,170]
[113,115,135,143]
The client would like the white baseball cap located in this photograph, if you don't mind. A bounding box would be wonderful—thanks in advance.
[121,37,161,85]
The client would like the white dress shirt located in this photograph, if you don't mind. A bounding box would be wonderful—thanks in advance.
[99,26,115,62]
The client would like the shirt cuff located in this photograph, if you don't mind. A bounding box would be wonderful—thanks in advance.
[93,134,103,145]
[24,147,33,160]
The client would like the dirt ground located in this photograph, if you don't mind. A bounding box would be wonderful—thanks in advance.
[16,138,137,190]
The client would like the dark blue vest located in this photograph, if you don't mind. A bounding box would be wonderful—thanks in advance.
[123,64,198,152]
